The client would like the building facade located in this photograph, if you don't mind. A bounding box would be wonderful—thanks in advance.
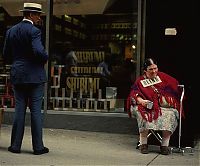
[0,0,199,146]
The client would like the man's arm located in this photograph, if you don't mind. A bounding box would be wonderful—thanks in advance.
[31,27,48,63]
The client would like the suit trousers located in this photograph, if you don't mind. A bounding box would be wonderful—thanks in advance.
[11,83,45,151]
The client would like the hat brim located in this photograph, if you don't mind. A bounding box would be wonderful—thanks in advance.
[19,9,45,13]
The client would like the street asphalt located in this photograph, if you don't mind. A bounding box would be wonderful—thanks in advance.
[0,124,199,166]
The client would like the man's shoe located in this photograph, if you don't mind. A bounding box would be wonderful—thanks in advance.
[140,144,148,154]
[160,146,170,155]
[33,147,49,155]
[8,146,21,153]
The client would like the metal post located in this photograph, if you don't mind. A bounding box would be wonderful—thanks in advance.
[44,0,53,113]
[178,85,185,149]
[171,85,193,154]
[136,0,146,77]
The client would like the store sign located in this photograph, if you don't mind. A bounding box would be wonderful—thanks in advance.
[50,50,106,93]
[64,50,105,93]
[75,51,104,64]
[66,77,100,93]
[165,28,177,35]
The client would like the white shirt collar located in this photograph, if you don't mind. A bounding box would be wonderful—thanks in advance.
[22,18,33,24]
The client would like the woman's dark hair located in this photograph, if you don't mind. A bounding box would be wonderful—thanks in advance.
[143,58,157,70]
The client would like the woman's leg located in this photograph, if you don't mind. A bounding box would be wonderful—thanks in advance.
[162,130,171,146]
[140,129,149,145]
[160,130,172,155]
[140,129,149,154]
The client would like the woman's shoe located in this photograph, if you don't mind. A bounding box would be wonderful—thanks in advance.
[160,146,170,155]
[140,144,148,154]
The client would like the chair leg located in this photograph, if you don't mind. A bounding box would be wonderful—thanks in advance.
[136,130,162,149]
[150,129,162,143]
[136,141,140,149]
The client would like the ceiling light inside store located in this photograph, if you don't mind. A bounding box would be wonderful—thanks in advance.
[132,45,136,49]
[119,35,124,40]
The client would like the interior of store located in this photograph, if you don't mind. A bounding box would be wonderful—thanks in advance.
[0,0,138,112]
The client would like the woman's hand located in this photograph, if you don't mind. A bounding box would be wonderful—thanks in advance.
[137,97,153,108]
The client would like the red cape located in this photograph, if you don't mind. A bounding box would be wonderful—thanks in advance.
[126,72,184,122]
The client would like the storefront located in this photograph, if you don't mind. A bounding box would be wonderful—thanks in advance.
[1,1,199,145]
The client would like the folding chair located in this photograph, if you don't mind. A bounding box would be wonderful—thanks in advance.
[136,129,162,149]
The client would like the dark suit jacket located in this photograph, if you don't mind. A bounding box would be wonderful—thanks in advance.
[3,20,48,84]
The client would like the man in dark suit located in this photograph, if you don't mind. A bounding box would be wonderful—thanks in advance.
[3,2,49,155]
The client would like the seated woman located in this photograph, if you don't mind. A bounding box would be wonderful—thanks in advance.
[126,58,184,155]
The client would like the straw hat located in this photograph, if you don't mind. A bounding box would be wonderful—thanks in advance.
[19,2,44,13]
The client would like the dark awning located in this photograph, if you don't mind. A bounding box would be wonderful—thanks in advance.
[0,0,111,16]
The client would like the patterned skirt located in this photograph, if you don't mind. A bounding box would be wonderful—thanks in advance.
[131,106,179,133]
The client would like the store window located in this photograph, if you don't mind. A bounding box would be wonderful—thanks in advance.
[0,0,138,113]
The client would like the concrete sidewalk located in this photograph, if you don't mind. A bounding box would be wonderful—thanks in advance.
[0,124,199,166]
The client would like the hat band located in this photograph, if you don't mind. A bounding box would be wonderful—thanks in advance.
[24,7,42,12]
